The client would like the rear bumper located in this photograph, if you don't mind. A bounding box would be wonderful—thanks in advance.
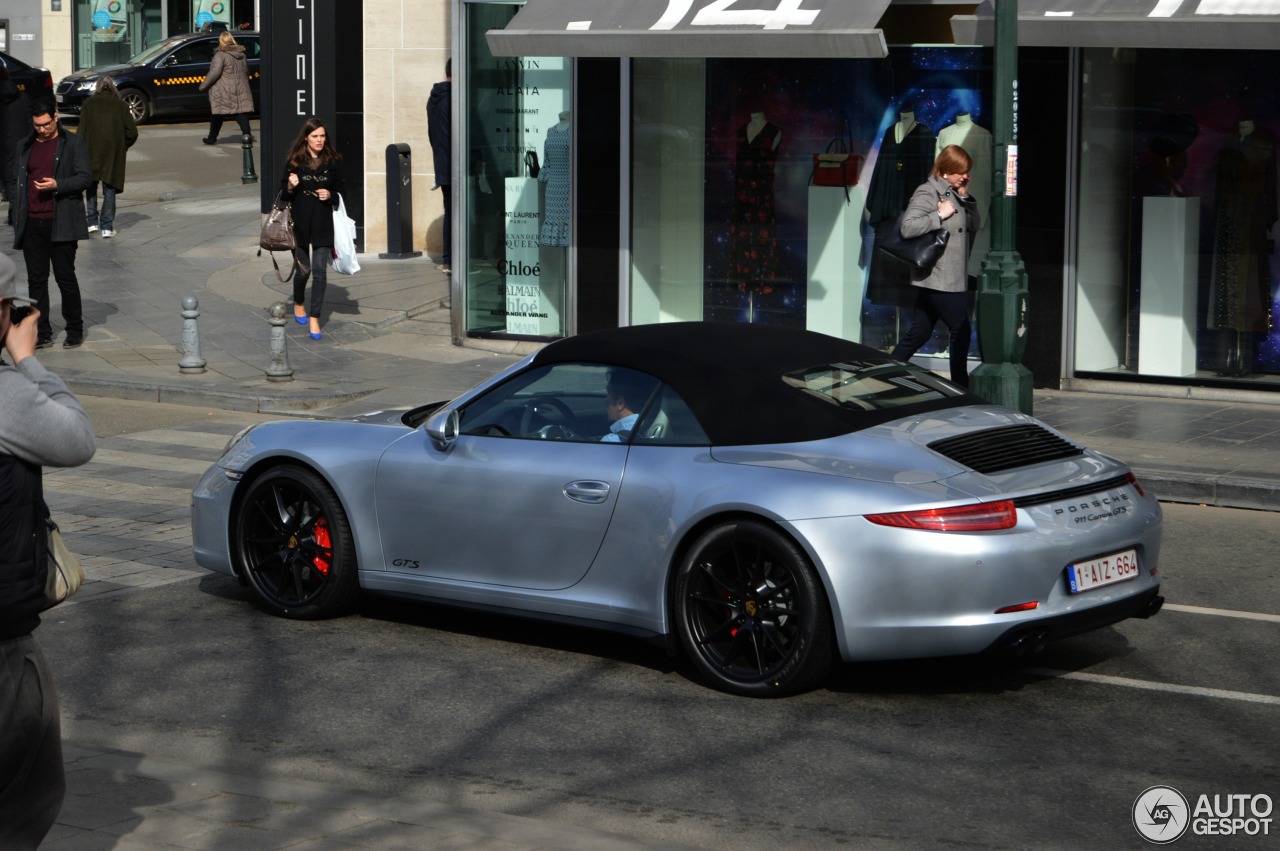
[984,586,1164,656]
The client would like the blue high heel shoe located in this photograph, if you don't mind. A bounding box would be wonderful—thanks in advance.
[295,313,307,325]
[309,331,323,340]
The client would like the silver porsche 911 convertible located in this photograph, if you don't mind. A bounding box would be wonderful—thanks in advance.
[192,322,1163,696]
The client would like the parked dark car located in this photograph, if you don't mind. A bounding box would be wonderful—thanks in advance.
[55,31,260,124]
[0,50,54,98]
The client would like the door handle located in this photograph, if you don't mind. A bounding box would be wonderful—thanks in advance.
[564,481,610,504]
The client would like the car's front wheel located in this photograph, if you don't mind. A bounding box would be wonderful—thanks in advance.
[120,89,151,123]
[233,465,358,619]
[673,520,834,696]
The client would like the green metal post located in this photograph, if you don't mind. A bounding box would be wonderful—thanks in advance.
[970,0,1033,414]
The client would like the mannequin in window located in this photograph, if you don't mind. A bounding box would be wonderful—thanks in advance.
[538,112,571,248]
[866,109,936,308]
[1207,118,1276,377]
[728,111,782,298]
[936,113,992,275]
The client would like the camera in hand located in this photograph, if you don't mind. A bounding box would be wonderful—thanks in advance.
[10,305,33,324]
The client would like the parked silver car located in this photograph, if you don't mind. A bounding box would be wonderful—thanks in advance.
[192,323,1164,696]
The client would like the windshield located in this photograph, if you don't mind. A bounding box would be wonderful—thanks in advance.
[129,38,187,66]
[783,361,966,411]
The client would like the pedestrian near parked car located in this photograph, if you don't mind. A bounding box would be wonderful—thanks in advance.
[889,144,981,388]
[198,31,254,145]
[426,58,452,274]
[282,116,343,340]
[0,67,32,226]
[0,251,96,851]
[12,98,93,349]
[77,77,138,239]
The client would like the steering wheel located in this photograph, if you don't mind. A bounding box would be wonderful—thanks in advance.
[520,396,578,438]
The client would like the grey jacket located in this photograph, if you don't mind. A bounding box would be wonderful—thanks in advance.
[0,356,96,469]
[200,46,254,115]
[900,175,980,293]
[11,124,94,248]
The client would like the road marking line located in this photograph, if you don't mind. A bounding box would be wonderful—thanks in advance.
[1163,602,1280,623]
[1027,668,1280,706]
[80,447,212,475]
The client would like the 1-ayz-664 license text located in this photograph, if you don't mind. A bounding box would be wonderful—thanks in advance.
[1068,549,1139,594]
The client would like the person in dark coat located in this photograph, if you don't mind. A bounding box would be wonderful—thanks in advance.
[198,31,254,144]
[0,67,32,225]
[0,251,96,851]
[76,77,138,238]
[426,58,452,272]
[281,116,343,340]
[12,98,93,349]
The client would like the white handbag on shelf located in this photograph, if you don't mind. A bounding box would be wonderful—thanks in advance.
[332,193,360,276]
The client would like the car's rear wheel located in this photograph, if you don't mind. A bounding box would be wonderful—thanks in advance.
[674,520,834,696]
[233,465,358,619]
[120,89,151,123]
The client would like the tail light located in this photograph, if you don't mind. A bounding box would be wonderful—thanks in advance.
[865,500,1017,532]
[1125,472,1147,497]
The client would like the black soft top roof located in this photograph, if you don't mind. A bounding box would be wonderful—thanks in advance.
[532,322,971,446]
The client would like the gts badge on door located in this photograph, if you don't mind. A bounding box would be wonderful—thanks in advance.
[391,558,421,569]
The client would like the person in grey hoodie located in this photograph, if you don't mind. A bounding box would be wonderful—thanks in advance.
[198,31,255,144]
[0,251,96,850]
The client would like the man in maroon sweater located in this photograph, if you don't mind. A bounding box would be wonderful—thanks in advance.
[11,98,92,349]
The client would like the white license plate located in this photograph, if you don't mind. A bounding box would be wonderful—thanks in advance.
[1067,548,1139,594]
[55,94,63,103]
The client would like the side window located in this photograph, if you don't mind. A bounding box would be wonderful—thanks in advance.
[458,363,658,443]
[172,41,216,65]
[241,38,260,59]
[633,385,710,446]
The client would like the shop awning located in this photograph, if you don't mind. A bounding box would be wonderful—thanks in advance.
[486,0,893,59]
[951,0,1280,50]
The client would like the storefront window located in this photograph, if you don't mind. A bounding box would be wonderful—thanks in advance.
[463,3,571,340]
[630,50,990,363]
[75,0,155,69]
[1076,48,1280,386]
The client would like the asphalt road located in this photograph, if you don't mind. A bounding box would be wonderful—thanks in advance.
[34,397,1280,850]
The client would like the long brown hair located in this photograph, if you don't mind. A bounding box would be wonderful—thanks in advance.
[94,77,121,98]
[931,144,972,179]
[285,116,342,169]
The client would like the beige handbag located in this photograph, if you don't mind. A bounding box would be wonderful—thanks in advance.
[43,514,85,610]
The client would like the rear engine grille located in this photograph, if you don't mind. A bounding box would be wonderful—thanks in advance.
[1012,475,1130,508]
[928,424,1083,474]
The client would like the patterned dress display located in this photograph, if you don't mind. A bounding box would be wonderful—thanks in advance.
[1208,131,1276,333]
[538,124,570,247]
[728,121,781,294]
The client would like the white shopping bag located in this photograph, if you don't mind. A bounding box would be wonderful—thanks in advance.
[332,194,360,275]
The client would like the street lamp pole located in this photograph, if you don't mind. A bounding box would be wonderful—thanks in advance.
[970,0,1033,414]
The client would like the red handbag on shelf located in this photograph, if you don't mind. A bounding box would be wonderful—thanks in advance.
[809,113,862,202]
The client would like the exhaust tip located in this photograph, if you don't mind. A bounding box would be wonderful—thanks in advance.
[1138,595,1165,619]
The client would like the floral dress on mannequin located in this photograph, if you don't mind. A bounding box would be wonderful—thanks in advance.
[728,119,781,295]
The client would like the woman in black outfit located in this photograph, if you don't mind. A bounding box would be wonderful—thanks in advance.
[282,117,342,340]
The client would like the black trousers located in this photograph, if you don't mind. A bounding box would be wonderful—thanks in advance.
[0,635,65,851]
[890,288,972,388]
[208,113,252,140]
[22,217,83,340]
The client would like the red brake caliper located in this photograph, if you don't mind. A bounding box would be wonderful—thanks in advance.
[312,516,332,575]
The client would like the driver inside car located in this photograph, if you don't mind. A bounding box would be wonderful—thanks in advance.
[601,371,644,442]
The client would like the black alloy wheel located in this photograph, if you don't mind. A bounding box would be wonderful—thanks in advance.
[234,465,358,619]
[674,520,834,696]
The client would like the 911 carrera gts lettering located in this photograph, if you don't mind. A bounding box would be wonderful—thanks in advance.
[391,558,420,569]
[1054,492,1130,516]
[1073,506,1128,524]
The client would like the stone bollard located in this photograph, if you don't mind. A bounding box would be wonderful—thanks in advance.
[241,133,258,184]
[265,302,294,382]
[178,296,207,374]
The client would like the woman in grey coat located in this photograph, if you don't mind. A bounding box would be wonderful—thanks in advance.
[889,144,980,388]
[198,31,254,144]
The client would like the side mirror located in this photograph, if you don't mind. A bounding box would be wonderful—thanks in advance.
[425,408,460,450]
